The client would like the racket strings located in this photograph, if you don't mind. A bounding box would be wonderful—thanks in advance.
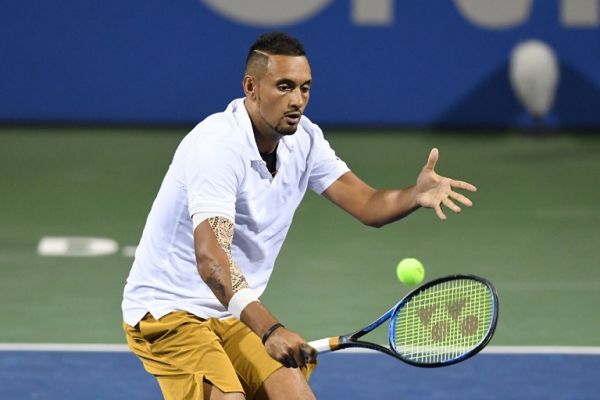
[392,279,494,364]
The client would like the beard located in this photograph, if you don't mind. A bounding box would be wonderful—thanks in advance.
[262,114,300,136]
[274,121,299,136]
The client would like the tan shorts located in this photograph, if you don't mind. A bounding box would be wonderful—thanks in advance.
[124,311,315,400]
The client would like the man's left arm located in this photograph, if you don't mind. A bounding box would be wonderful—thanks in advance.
[322,148,477,227]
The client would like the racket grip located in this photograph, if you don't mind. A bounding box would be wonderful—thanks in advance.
[308,337,339,353]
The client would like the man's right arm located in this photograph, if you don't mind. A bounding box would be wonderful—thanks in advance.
[194,218,316,368]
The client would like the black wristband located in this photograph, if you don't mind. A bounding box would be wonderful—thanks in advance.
[261,323,285,345]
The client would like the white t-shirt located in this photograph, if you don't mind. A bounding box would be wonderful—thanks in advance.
[122,99,349,326]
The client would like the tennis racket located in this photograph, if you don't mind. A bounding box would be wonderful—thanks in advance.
[308,274,498,367]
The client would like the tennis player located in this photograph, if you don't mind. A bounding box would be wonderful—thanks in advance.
[122,31,476,400]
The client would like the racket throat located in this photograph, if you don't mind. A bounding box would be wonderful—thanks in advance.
[337,335,361,350]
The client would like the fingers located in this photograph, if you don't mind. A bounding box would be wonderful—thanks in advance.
[442,198,461,214]
[425,148,439,170]
[280,352,299,369]
[418,149,477,220]
[301,342,318,364]
[449,190,472,208]
[278,343,316,368]
[434,205,447,221]
[437,193,473,220]
[265,329,317,369]
[446,192,473,212]
[451,179,477,193]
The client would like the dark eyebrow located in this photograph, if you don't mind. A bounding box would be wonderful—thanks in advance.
[275,78,312,87]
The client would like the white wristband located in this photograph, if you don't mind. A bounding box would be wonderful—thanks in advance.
[228,288,259,319]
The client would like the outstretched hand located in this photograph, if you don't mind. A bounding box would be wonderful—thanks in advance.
[415,148,477,220]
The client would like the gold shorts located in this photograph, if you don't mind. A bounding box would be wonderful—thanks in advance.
[124,311,315,400]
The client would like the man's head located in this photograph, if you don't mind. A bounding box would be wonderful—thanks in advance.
[244,32,306,76]
[243,32,312,143]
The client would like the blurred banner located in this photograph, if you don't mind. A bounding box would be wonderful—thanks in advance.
[1,0,599,128]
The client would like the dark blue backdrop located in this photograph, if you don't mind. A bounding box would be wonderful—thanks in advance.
[2,1,599,128]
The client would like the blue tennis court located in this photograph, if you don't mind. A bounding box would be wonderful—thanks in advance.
[1,347,598,399]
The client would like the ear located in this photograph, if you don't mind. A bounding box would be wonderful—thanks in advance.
[243,75,257,100]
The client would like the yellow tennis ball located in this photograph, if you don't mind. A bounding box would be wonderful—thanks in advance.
[396,258,425,286]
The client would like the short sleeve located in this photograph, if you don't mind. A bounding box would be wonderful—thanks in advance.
[184,135,243,220]
[307,125,350,194]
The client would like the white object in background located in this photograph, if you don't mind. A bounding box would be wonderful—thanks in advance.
[509,40,560,119]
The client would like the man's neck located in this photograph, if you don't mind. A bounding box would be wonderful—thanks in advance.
[253,130,280,155]
[245,100,281,154]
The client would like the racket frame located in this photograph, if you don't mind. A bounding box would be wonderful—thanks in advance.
[310,274,499,368]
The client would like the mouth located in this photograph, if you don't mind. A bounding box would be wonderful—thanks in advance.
[284,112,301,125]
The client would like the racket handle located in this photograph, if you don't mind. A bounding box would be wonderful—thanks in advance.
[308,337,339,353]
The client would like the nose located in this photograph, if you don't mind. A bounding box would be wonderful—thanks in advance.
[290,87,306,109]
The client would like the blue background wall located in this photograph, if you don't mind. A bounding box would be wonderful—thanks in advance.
[1,0,599,128]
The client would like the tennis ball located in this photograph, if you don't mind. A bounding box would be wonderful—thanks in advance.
[396,258,425,286]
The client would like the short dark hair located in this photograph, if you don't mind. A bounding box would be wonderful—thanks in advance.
[245,32,306,71]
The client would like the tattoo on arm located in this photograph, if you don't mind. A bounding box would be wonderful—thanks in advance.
[207,217,249,294]
[205,265,226,300]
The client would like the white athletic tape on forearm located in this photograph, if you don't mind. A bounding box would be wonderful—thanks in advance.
[228,288,259,319]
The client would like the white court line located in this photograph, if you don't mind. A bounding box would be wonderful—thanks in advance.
[482,346,600,355]
[0,343,599,355]
[0,343,131,352]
